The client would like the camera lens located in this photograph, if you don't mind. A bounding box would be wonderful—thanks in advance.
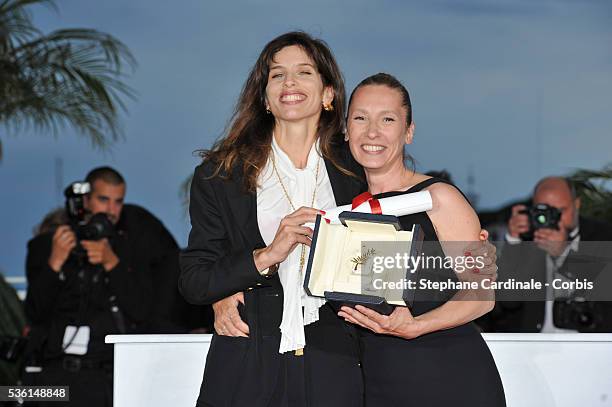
[578,312,594,328]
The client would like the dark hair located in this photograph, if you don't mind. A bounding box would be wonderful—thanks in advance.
[85,166,125,186]
[348,72,415,169]
[425,170,453,184]
[200,31,348,192]
[33,207,69,236]
[348,72,412,126]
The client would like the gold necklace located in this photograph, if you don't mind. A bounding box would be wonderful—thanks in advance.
[270,150,320,275]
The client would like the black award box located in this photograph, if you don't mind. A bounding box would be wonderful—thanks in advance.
[304,211,424,315]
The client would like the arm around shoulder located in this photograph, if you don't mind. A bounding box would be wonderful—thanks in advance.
[416,183,495,334]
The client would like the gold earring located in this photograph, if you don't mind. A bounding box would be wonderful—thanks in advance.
[266,107,271,114]
[323,101,334,112]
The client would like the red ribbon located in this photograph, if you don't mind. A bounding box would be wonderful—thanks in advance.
[351,192,382,214]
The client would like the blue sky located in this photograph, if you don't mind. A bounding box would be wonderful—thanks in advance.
[2,0,611,277]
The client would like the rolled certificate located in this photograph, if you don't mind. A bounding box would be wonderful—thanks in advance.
[323,191,432,224]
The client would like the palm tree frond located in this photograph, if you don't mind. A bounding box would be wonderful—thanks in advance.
[569,164,612,223]
[0,1,137,154]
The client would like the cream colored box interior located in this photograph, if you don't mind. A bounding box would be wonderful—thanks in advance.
[306,218,416,306]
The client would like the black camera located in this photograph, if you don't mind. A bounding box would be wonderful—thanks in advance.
[519,203,562,240]
[554,298,601,331]
[64,181,114,243]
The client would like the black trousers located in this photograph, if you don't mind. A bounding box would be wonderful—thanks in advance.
[197,304,363,407]
[267,348,363,407]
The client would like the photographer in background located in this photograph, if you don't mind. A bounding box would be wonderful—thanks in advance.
[23,166,179,407]
[481,176,612,333]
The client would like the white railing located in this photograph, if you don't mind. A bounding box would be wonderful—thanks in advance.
[3,275,27,300]
[107,333,612,407]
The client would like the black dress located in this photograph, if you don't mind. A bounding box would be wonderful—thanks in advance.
[358,178,506,407]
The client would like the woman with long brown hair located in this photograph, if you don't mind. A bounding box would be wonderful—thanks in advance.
[179,32,365,407]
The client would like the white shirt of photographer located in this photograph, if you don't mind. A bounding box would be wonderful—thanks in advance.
[62,325,90,355]
[506,227,580,332]
[257,136,336,353]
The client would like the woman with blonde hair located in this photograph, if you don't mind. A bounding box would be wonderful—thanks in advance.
[340,72,506,406]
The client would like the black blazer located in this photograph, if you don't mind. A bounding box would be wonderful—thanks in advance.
[179,143,366,406]
[25,204,178,361]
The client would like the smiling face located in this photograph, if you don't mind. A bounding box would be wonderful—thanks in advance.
[347,84,414,174]
[265,45,334,123]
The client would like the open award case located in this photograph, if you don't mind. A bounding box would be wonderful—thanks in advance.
[304,211,424,315]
